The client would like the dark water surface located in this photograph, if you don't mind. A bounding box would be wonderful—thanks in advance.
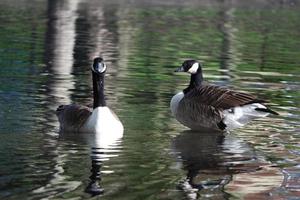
[0,0,300,199]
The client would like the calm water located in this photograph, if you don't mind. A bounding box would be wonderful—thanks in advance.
[0,0,300,199]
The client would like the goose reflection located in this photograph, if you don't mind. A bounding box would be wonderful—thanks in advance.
[172,130,260,199]
[59,130,123,196]
[86,130,123,196]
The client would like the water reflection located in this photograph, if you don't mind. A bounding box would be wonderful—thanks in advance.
[45,0,82,108]
[0,0,299,199]
[58,131,123,196]
[29,1,84,198]
[172,130,283,199]
[172,130,227,199]
[31,134,82,198]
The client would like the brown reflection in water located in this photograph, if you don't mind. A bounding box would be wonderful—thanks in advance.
[172,130,283,199]
[225,166,283,199]
[281,167,300,198]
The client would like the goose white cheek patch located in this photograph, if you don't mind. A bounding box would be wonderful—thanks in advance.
[188,63,199,74]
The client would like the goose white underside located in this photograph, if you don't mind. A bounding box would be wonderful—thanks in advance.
[81,107,123,148]
[223,103,269,130]
[171,92,270,130]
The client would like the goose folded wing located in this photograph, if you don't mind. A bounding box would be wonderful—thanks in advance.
[56,104,92,131]
[185,85,266,110]
[177,97,223,127]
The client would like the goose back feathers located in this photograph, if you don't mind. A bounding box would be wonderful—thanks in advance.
[183,84,266,109]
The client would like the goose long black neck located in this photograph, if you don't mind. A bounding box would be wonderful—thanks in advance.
[183,70,203,94]
[92,71,106,108]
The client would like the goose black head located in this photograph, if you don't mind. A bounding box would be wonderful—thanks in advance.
[92,57,107,74]
[175,60,202,74]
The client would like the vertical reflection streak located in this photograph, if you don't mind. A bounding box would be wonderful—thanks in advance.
[218,1,241,81]
[46,0,81,106]
[33,0,82,197]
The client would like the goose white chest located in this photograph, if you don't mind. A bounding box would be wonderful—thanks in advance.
[170,92,184,116]
[82,107,124,135]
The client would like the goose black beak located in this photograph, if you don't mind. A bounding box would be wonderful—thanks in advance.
[174,66,184,72]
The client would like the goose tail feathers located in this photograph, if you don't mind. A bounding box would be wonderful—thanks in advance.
[255,108,279,115]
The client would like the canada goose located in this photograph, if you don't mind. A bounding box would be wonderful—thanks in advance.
[170,60,279,131]
[56,57,124,135]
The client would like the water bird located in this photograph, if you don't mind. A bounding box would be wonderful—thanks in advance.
[170,60,278,131]
[56,57,124,135]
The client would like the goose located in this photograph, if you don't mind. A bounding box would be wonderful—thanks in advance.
[56,57,124,135]
[170,60,278,131]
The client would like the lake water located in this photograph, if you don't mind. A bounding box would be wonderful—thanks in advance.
[0,0,299,199]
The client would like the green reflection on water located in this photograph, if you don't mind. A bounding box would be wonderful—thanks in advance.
[0,1,299,199]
